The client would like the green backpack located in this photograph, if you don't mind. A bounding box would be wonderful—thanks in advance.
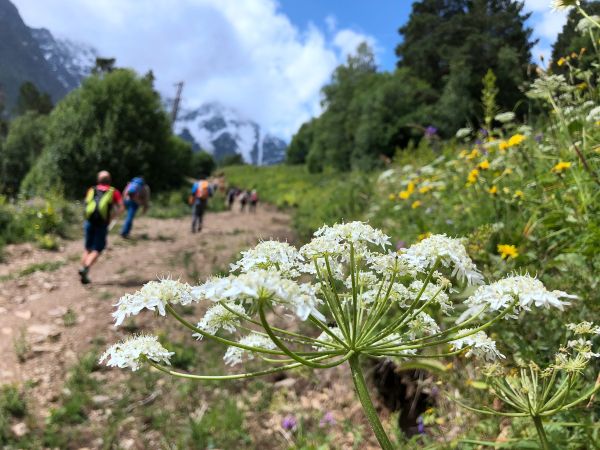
[85,187,115,225]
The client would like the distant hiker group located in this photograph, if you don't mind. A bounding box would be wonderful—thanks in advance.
[79,169,259,284]
[226,187,259,212]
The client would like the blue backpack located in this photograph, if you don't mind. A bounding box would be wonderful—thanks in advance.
[126,177,144,196]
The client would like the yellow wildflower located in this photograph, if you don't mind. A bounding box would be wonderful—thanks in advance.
[503,168,513,175]
[399,191,411,200]
[577,82,587,90]
[407,181,416,194]
[557,57,566,66]
[488,185,498,195]
[507,134,526,147]
[388,193,396,201]
[417,232,431,242]
[466,169,479,185]
[419,185,432,194]
[459,149,468,158]
[503,187,511,194]
[411,200,422,209]
[497,244,519,260]
[478,159,490,170]
[498,140,509,152]
[551,161,572,174]
[467,148,480,160]
[514,190,524,199]
[571,51,578,59]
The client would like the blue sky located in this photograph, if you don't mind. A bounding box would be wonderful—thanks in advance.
[279,0,412,71]
[13,0,567,136]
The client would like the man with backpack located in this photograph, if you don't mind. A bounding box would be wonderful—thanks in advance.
[79,170,124,284]
[120,176,150,239]
[190,177,213,233]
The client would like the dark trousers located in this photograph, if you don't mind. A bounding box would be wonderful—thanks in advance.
[192,199,207,232]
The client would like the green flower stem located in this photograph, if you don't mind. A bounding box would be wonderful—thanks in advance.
[362,262,439,347]
[349,244,359,345]
[542,377,600,415]
[348,354,394,450]
[258,303,353,369]
[166,304,328,357]
[308,314,351,349]
[322,256,352,340]
[219,303,339,349]
[358,272,398,345]
[532,416,550,450]
[147,354,331,380]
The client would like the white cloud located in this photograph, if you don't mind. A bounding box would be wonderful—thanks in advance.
[11,0,377,138]
[523,0,569,63]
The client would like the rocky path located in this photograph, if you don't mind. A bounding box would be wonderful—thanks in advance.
[0,206,294,410]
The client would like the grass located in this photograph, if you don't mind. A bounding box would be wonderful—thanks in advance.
[224,165,374,240]
[12,328,29,363]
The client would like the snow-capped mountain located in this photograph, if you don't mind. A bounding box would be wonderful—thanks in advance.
[176,102,287,165]
[0,0,96,108]
[31,28,97,90]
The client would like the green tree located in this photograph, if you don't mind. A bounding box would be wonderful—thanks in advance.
[219,153,245,167]
[0,112,48,195]
[286,120,315,164]
[396,0,535,131]
[21,69,191,197]
[14,81,53,115]
[189,151,216,178]
[551,1,600,73]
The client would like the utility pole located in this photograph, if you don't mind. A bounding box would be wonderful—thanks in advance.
[171,81,184,125]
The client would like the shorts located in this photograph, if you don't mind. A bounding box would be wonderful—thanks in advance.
[84,221,108,252]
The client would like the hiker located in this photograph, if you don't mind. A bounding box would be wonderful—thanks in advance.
[226,187,236,210]
[190,177,213,233]
[120,177,150,238]
[79,170,124,284]
[249,189,259,213]
[239,190,249,212]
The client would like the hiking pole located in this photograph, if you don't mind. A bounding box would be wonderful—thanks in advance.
[108,219,119,232]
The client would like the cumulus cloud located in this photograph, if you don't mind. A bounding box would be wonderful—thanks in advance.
[12,0,376,138]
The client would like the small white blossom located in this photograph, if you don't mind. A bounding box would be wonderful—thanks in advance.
[100,335,174,371]
[450,330,505,361]
[460,275,576,321]
[193,270,323,321]
[409,280,452,312]
[586,106,600,123]
[407,313,441,339]
[577,15,600,33]
[367,252,419,277]
[113,278,195,326]
[567,322,600,335]
[223,333,277,366]
[194,303,247,338]
[401,234,484,285]
[455,128,472,139]
[230,241,304,277]
[494,112,516,123]
[314,221,391,249]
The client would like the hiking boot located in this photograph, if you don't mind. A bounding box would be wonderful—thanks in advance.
[78,267,91,284]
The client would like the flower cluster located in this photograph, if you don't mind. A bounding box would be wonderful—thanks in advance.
[113,278,195,326]
[100,335,174,371]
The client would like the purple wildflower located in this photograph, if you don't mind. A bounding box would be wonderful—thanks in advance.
[534,133,543,143]
[479,128,488,137]
[282,415,297,431]
[319,411,336,427]
[417,415,425,434]
[424,126,437,138]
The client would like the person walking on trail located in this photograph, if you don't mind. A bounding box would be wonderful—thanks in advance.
[120,176,150,238]
[239,190,249,212]
[190,177,213,233]
[226,187,236,210]
[249,189,259,213]
[79,170,124,284]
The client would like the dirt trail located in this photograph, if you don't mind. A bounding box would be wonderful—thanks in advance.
[0,206,294,408]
